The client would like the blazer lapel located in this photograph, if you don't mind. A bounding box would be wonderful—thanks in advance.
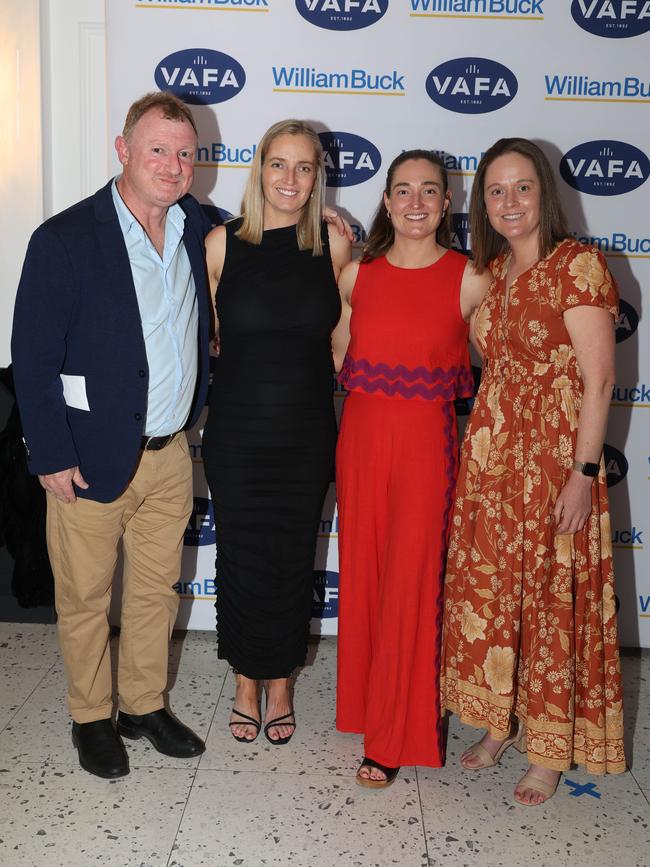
[181,202,211,338]
[93,180,143,324]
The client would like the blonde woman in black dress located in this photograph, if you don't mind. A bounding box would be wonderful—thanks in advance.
[203,120,351,743]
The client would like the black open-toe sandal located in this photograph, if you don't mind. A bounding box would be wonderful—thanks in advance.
[263,712,296,745]
[229,708,261,743]
[356,756,400,789]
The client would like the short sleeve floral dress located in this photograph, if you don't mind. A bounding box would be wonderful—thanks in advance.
[441,238,625,774]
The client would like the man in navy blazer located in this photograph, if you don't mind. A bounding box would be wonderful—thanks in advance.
[12,92,213,778]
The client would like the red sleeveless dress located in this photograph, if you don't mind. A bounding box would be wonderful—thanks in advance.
[336,250,472,768]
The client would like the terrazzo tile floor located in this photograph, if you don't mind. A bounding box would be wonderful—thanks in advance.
[0,624,648,867]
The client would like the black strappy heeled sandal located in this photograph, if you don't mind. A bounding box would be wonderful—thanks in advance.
[356,756,400,789]
[263,712,296,745]
[229,708,261,743]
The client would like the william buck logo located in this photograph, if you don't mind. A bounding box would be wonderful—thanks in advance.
[318,131,381,187]
[296,0,388,30]
[426,58,517,114]
[154,49,245,105]
[571,0,650,38]
[560,141,649,196]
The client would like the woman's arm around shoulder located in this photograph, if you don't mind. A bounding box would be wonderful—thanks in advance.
[331,258,360,374]
[327,222,352,281]
[205,224,227,355]
[552,304,616,535]
[460,260,492,357]
[205,224,227,298]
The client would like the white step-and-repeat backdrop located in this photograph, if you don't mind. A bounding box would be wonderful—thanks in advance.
[106,0,649,646]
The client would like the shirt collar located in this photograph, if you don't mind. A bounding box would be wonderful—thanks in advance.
[112,177,187,240]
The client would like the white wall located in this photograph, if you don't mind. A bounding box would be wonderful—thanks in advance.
[0,0,107,368]
[40,0,107,217]
[0,0,42,367]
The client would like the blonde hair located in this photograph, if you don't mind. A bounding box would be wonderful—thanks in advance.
[237,119,326,255]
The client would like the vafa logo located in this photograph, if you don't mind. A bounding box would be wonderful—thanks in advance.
[318,131,381,187]
[571,1,650,38]
[426,58,517,114]
[296,0,388,30]
[451,213,470,255]
[603,444,628,487]
[155,49,245,105]
[184,497,216,546]
[560,141,649,195]
[312,570,339,619]
[615,299,639,343]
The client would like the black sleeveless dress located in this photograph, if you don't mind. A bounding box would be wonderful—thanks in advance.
[202,219,340,679]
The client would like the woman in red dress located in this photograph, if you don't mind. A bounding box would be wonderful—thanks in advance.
[332,150,490,787]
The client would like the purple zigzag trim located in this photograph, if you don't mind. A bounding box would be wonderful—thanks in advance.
[343,356,467,385]
[340,355,473,401]
[433,401,458,763]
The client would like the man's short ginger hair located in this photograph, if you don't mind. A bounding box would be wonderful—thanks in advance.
[122,92,198,139]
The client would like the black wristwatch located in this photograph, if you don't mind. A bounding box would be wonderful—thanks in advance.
[572,460,599,477]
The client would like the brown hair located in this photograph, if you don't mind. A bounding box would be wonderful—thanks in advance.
[470,137,569,270]
[237,119,326,255]
[122,91,198,139]
[362,149,452,263]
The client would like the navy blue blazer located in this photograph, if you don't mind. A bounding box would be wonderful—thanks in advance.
[11,179,213,503]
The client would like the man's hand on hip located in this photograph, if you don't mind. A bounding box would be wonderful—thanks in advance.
[39,467,89,503]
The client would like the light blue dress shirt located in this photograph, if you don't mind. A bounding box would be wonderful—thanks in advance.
[112,180,199,437]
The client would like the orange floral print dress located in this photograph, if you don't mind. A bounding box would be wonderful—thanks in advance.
[441,238,625,774]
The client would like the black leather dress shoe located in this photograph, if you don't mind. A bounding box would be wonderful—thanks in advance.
[117,708,205,758]
[71,719,129,779]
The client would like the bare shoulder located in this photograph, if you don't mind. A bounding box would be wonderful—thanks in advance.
[205,223,227,252]
[339,258,361,297]
[462,257,490,282]
[462,258,492,293]
[327,221,352,264]
[205,224,227,281]
[460,257,491,321]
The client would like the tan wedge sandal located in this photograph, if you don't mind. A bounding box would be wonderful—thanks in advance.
[514,770,560,805]
[461,724,526,770]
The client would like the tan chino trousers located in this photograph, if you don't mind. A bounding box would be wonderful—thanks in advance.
[46,434,193,723]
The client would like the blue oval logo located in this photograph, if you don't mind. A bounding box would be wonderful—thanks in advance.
[154,49,245,105]
[454,364,481,418]
[201,204,233,228]
[296,0,388,31]
[616,298,639,344]
[451,212,471,255]
[184,497,216,546]
[319,131,381,187]
[426,57,518,114]
[560,140,649,196]
[603,443,628,487]
[312,570,339,619]
[571,0,650,38]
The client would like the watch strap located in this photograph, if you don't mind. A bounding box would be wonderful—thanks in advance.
[572,460,599,477]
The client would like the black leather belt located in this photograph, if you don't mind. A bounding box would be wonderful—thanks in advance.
[140,432,179,451]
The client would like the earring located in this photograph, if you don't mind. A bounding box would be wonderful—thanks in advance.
[386,209,391,219]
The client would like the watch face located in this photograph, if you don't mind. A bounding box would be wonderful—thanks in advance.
[583,462,599,477]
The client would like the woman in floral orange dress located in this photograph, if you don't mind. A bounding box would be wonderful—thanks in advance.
[441,138,625,806]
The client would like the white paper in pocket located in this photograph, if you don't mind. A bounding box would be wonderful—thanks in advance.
[60,374,90,411]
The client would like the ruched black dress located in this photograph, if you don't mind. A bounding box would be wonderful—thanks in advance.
[202,219,340,679]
